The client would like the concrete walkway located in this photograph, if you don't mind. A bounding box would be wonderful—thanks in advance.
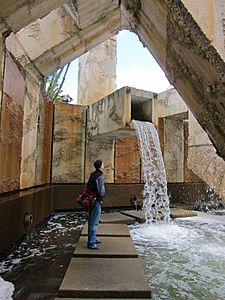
[56,208,198,299]
[56,222,152,299]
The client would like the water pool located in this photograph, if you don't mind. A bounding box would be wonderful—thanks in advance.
[130,217,225,300]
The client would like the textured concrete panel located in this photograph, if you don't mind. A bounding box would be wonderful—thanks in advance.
[74,236,138,258]
[0,186,53,256]
[85,139,115,183]
[81,223,130,237]
[115,137,141,183]
[78,37,116,105]
[52,103,86,183]
[0,51,25,193]
[100,213,136,224]
[59,257,151,298]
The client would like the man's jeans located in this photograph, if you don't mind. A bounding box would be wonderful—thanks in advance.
[88,200,101,247]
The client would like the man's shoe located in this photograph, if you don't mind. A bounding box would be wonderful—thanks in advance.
[96,239,102,244]
[88,245,98,250]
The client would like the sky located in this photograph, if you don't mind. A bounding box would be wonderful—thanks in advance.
[61,30,172,103]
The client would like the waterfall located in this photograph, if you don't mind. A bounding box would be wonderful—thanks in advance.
[133,120,170,223]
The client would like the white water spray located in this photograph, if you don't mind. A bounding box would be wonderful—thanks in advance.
[133,120,170,223]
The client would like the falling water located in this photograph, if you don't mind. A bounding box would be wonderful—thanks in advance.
[133,120,170,223]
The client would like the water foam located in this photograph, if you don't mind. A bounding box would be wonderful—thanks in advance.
[133,120,170,223]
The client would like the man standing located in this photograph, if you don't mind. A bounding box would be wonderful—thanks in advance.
[87,160,105,249]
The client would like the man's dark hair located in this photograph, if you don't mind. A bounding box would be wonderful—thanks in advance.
[94,160,102,170]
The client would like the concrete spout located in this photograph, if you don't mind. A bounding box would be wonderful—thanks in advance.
[88,86,155,140]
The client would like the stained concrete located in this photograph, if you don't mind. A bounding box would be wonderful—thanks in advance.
[59,257,151,298]
[81,223,130,237]
[100,212,136,224]
[74,236,138,258]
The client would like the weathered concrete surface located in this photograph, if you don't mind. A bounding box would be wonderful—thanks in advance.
[78,37,117,105]
[121,0,225,160]
[0,0,67,33]
[59,257,151,298]
[0,185,53,256]
[0,51,25,193]
[115,137,141,183]
[6,0,124,75]
[81,223,130,237]
[74,236,138,258]
[85,138,115,183]
[170,208,198,218]
[182,0,225,61]
[188,112,225,200]
[52,103,86,183]
[87,87,132,140]
[100,212,136,225]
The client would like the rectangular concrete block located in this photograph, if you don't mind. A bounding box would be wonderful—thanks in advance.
[121,210,146,223]
[81,223,130,237]
[100,212,136,224]
[59,257,151,298]
[74,236,138,258]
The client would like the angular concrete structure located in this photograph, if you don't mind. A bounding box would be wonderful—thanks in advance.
[88,87,154,140]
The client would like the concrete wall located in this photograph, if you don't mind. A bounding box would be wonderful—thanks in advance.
[0,186,54,256]
[52,103,86,183]
[0,51,25,193]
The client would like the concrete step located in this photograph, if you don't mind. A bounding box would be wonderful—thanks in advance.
[59,257,152,298]
[74,236,138,258]
[100,212,136,224]
[81,223,130,237]
[170,208,198,218]
[121,210,145,223]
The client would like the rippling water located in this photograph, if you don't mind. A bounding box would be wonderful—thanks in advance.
[130,219,225,300]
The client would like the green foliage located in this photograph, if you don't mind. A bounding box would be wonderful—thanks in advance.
[44,63,72,103]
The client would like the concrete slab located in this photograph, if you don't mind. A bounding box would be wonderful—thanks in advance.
[55,298,151,300]
[100,212,136,224]
[170,208,198,218]
[121,210,146,223]
[81,223,130,237]
[59,258,151,298]
[74,236,138,258]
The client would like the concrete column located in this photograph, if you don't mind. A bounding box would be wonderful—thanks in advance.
[0,32,5,120]
[77,37,117,105]
[77,37,117,183]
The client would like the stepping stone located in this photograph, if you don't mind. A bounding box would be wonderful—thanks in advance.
[81,223,130,237]
[59,257,152,298]
[170,208,198,218]
[100,212,136,224]
[74,236,138,258]
[121,210,146,223]
[55,298,149,300]
[55,298,150,300]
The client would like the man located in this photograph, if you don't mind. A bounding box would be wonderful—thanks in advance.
[87,159,105,249]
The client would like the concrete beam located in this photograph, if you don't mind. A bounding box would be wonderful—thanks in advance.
[0,0,67,33]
